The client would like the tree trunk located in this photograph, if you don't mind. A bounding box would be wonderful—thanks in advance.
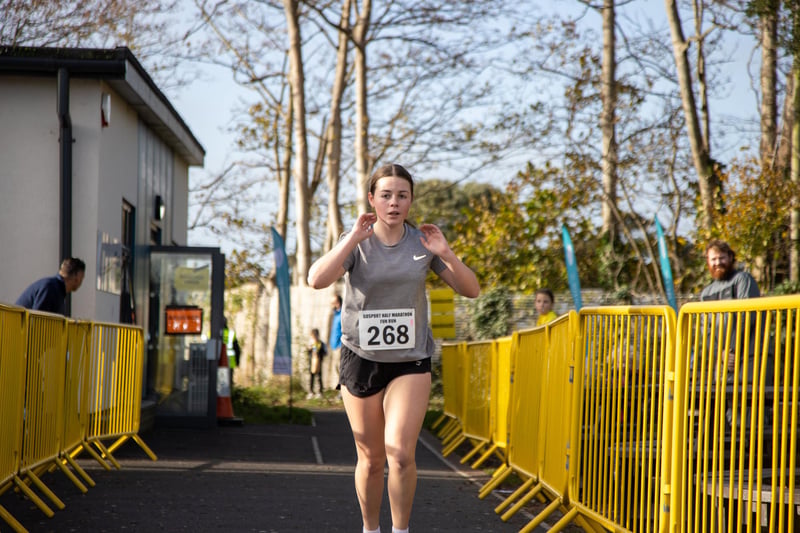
[283,0,311,285]
[753,3,778,285]
[277,93,292,241]
[325,0,351,252]
[791,65,800,283]
[693,0,709,154]
[760,6,778,169]
[600,0,618,240]
[664,0,716,235]
[353,0,372,214]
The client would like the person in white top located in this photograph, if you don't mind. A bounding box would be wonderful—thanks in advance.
[308,163,479,533]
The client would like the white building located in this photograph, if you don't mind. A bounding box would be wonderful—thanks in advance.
[0,46,223,427]
[0,46,203,317]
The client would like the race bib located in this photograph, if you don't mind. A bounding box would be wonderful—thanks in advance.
[358,309,415,351]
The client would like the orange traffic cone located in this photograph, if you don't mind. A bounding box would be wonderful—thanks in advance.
[217,343,242,425]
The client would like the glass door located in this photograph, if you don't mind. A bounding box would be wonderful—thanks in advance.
[149,247,224,427]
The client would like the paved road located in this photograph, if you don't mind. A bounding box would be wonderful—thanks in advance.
[1,410,548,532]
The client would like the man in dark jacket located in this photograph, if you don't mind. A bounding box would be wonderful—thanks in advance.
[15,257,86,315]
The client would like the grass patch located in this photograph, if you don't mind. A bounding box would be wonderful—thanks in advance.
[232,369,446,427]
[232,382,313,425]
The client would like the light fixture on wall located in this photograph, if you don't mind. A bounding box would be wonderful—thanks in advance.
[101,93,110,127]
[154,195,165,221]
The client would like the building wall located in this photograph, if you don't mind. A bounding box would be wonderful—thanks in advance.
[172,157,189,246]
[0,74,194,326]
[93,80,140,321]
[0,76,61,305]
[69,77,102,320]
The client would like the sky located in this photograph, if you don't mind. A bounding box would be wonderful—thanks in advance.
[169,63,253,249]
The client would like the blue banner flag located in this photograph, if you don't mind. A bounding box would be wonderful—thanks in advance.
[271,227,292,375]
[561,224,583,311]
[654,217,678,311]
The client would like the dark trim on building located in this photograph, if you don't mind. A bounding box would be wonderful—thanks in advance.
[57,67,73,314]
[0,46,205,165]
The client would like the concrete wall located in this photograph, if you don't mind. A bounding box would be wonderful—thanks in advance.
[227,282,344,392]
[0,76,61,305]
[92,81,140,320]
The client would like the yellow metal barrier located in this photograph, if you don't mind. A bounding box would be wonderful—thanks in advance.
[481,327,546,503]
[465,336,513,469]
[483,313,581,529]
[494,336,513,459]
[17,311,69,518]
[565,306,676,533]
[444,340,493,459]
[513,311,581,532]
[52,321,96,489]
[438,342,466,446]
[0,311,156,531]
[0,305,29,532]
[430,287,456,339]
[437,297,800,533]
[458,336,513,468]
[669,295,800,533]
[85,322,156,465]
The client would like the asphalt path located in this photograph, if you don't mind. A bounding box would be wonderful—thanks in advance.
[1,410,555,532]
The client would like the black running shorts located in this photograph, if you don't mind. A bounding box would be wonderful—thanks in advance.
[338,344,431,398]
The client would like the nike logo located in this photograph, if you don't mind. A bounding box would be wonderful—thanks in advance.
[413,254,427,261]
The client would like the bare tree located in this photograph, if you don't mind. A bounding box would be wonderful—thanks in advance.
[792,60,800,283]
[759,1,779,169]
[600,0,619,240]
[664,0,720,236]
[789,1,800,282]
[352,0,372,214]
[323,0,351,252]
[189,1,293,257]
[283,0,312,284]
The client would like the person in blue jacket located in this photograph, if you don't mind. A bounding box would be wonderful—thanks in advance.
[328,294,343,385]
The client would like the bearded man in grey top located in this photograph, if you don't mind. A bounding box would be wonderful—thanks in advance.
[700,239,760,302]
[700,239,763,384]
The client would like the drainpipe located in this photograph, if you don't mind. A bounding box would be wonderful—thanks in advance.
[57,67,73,315]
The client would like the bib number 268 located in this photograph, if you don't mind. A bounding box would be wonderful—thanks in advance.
[358,309,415,351]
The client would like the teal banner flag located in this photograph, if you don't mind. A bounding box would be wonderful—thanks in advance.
[561,224,582,310]
[271,227,292,375]
[654,218,678,311]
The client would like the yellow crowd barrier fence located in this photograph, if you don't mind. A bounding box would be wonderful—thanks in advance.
[439,295,800,532]
[437,342,466,447]
[18,311,69,518]
[669,295,800,533]
[480,327,547,503]
[56,321,96,489]
[570,306,676,533]
[478,336,513,469]
[0,307,155,533]
[454,337,514,469]
[0,305,29,532]
[84,322,156,467]
[443,340,493,457]
[514,312,580,532]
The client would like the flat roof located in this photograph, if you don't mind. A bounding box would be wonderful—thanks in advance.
[0,46,205,166]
